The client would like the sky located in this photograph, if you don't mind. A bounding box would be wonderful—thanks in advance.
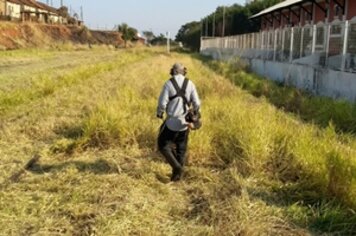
[39,0,246,37]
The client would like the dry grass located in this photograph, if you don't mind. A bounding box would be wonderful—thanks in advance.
[0,47,355,235]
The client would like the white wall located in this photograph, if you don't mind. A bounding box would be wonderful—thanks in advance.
[23,5,36,17]
[201,48,356,103]
[6,2,21,19]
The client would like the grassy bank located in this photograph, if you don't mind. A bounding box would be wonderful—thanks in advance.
[204,58,356,134]
[0,47,355,235]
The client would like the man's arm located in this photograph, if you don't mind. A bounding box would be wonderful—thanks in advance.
[157,83,170,118]
[190,82,201,112]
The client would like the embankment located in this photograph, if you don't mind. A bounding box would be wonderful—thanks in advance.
[0,22,123,50]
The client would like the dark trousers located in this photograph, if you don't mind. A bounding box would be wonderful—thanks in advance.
[158,123,189,171]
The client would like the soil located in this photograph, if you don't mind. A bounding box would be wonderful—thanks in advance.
[0,22,124,50]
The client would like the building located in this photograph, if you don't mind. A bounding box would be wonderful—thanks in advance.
[2,0,64,23]
[200,0,356,102]
[6,0,22,19]
[36,1,64,23]
[251,0,356,30]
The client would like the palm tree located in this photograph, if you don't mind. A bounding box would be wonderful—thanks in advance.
[118,23,137,47]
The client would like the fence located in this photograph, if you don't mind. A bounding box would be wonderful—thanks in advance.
[201,19,356,73]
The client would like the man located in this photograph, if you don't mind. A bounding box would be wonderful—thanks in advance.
[157,63,201,182]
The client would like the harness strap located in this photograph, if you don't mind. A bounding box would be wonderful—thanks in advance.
[169,78,190,114]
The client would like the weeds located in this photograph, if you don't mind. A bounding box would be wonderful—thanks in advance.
[205,59,356,134]
[0,48,355,235]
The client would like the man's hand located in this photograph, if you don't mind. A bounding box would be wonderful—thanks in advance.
[187,122,195,130]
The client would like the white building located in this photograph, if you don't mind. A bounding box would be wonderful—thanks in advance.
[6,0,21,19]
[3,0,63,23]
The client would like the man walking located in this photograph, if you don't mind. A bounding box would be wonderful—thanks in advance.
[157,63,201,182]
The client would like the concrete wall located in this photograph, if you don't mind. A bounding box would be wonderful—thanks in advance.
[201,48,356,103]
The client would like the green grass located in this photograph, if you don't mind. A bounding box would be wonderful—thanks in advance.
[0,49,149,114]
[204,58,356,135]
[0,47,355,235]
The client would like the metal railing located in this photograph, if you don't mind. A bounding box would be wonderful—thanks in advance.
[201,18,356,73]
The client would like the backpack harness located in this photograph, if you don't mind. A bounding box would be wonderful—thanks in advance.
[169,77,190,114]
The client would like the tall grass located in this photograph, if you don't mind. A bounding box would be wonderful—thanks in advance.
[1,48,355,235]
[205,59,356,134]
[75,52,356,209]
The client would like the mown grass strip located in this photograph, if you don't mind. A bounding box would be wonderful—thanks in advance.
[0,51,150,115]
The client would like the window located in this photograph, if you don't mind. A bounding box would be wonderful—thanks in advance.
[334,5,343,20]
[330,24,342,36]
[304,9,312,22]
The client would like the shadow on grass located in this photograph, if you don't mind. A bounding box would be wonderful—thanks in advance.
[191,53,356,135]
[248,182,356,235]
[28,159,119,175]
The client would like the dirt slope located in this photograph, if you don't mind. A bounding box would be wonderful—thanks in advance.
[0,22,123,50]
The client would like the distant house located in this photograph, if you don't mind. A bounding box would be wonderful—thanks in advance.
[134,32,146,44]
[5,0,21,19]
[1,0,65,24]
[36,1,64,24]
[21,0,41,21]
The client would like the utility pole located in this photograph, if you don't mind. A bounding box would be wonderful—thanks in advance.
[201,20,203,37]
[166,32,170,53]
[205,18,208,37]
[222,6,226,37]
[213,12,216,37]
[80,6,83,21]
[60,0,63,7]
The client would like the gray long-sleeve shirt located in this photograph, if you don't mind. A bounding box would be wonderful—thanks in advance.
[157,74,201,131]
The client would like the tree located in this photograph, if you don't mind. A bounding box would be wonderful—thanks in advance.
[58,6,69,18]
[117,23,137,47]
[177,0,284,51]
[176,21,201,51]
[142,31,155,44]
[150,34,167,46]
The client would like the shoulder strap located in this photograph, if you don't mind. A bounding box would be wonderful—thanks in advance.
[170,77,180,94]
[181,78,189,95]
[180,78,190,107]
[168,78,190,114]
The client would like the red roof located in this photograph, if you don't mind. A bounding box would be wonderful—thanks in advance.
[7,0,23,4]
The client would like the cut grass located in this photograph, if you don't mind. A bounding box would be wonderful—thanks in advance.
[0,47,355,235]
[0,49,150,115]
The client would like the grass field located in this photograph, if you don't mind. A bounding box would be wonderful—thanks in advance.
[0,46,355,235]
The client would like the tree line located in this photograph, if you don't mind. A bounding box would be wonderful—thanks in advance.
[175,0,283,51]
